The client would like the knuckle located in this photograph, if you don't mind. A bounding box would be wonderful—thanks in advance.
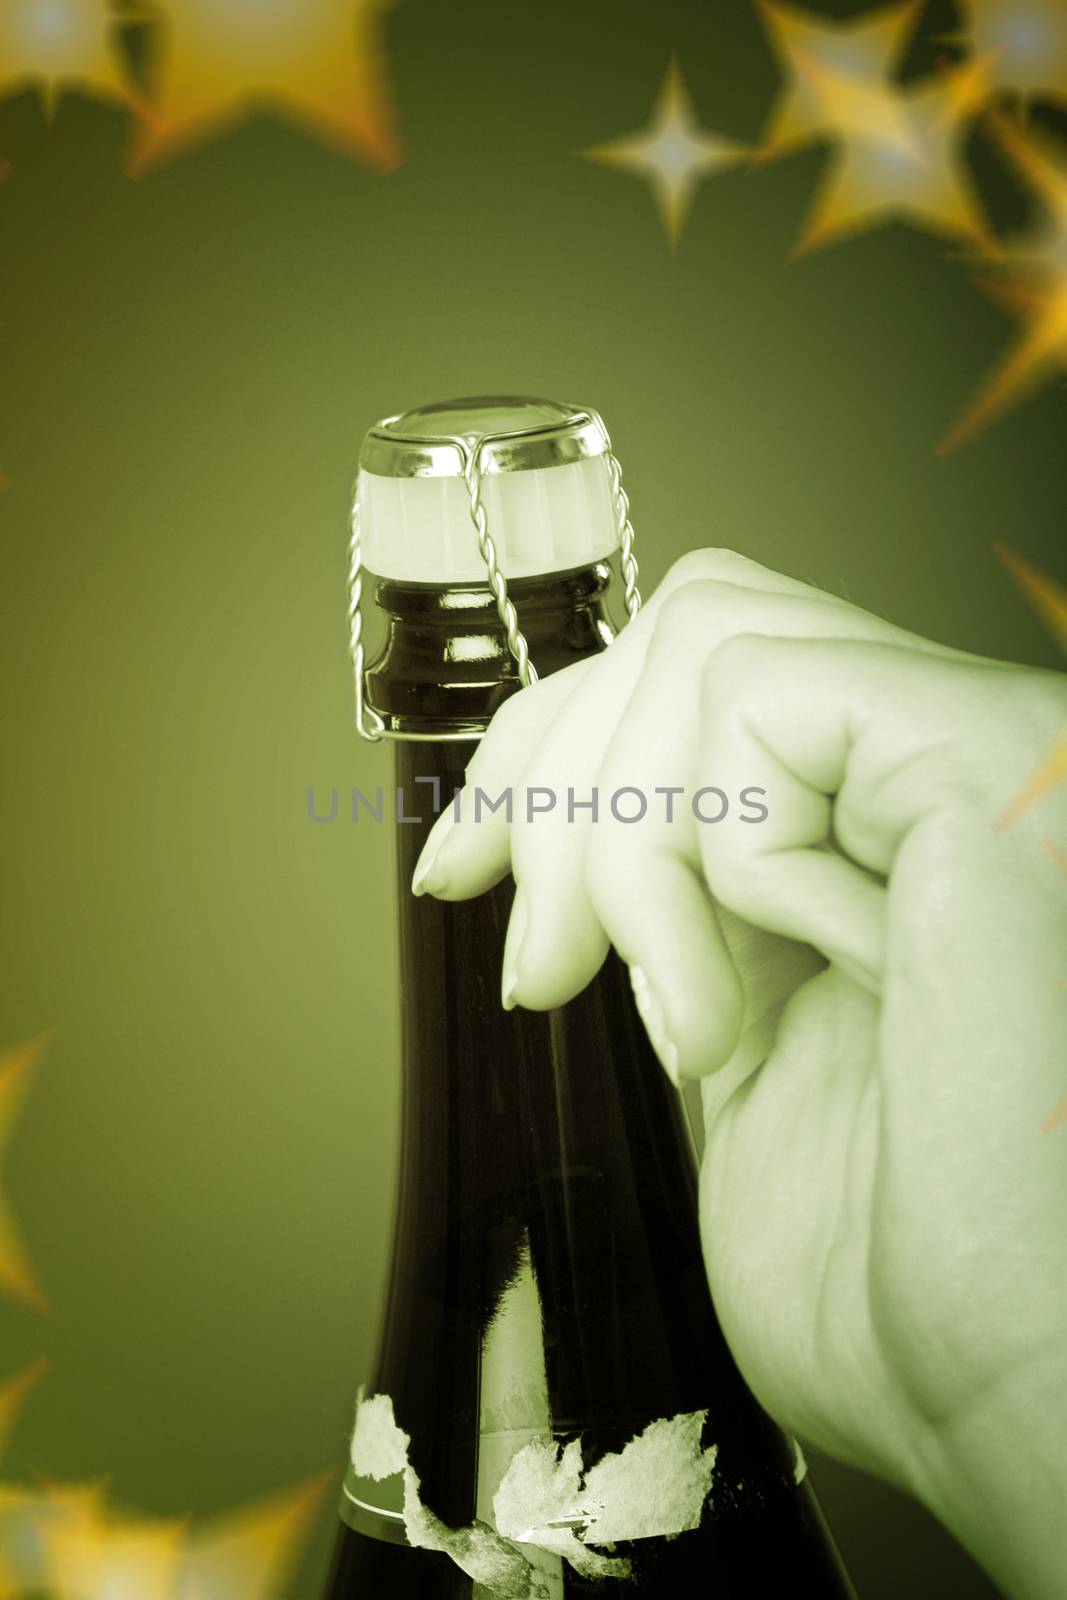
[662,547,760,589]
[663,548,721,587]
[653,578,724,638]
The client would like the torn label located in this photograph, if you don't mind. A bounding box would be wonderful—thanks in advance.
[350,1387,411,1481]
[350,1392,718,1591]
[403,1467,552,1600]
[491,1438,631,1582]
[493,1410,717,1581]
[350,1392,549,1598]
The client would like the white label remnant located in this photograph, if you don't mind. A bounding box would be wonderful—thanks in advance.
[403,1466,553,1600]
[349,1391,718,1596]
[350,1391,550,1598]
[351,1386,412,1481]
[493,1411,717,1581]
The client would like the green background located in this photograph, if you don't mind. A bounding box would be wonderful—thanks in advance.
[1,0,1064,1593]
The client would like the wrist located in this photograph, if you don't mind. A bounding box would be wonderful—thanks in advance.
[910,1341,1067,1599]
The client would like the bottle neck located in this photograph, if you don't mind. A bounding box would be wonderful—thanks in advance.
[338,561,856,1594]
[365,560,614,737]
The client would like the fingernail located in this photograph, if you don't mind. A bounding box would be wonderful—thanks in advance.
[501,885,528,1011]
[629,965,680,1087]
[411,812,455,897]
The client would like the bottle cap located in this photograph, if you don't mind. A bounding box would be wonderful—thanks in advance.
[356,396,620,582]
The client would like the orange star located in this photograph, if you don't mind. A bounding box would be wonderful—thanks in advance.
[0,0,133,119]
[939,118,1067,450]
[580,58,747,246]
[0,1032,51,1314]
[178,1470,334,1598]
[127,0,401,175]
[755,0,922,160]
[953,0,1067,106]
[790,62,994,256]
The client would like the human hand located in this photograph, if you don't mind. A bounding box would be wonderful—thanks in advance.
[411,550,1067,1598]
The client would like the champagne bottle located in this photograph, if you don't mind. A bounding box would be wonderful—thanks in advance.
[323,398,855,1599]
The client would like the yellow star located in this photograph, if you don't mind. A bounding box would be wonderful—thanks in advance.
[954,0,1067,106]
[0,0,133,120]
[580,58,746,247]
[178,1470,334,1598]
[0,1033,50,1314]
[939,118,1067,450]
[127,0,401,175]
[985,110,1067,267]
[789,63,994,257]
[755,0,922,160]
[43,1501,189,1598]
[5,1478,111,1596]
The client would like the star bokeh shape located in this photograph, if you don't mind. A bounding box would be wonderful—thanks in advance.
[940,116,1067,451]
[755,0,922,160]
[176,1470,334,1598]
[44,1500,191,1599]
[0,1476,112,1596]
[0,0,133,120]
[789,58,995,256]
[126,0,401,175]
[0,1443,332,1594]
[952,0,1067,107]
[580,57,747,247]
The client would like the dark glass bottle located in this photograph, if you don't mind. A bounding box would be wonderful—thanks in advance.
[323,551,856,1598]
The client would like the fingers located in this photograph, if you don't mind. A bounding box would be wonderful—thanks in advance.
[573,580,922,1077]
[499,559,842,1010]
[412,548,826,906]
[412,657,593,899]
[411,548,984,1092]
[693,634,964,986]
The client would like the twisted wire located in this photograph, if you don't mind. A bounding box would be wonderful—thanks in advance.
[606,448,642,620]
[347,474,384,740]
[463,449,539,688]
[348,420,635,736]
